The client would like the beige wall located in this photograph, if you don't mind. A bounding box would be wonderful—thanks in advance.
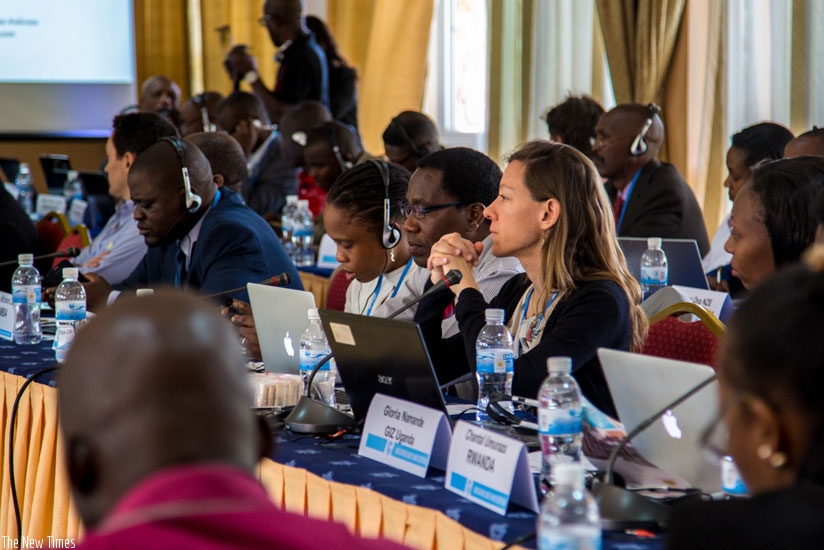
[0,139,107,194]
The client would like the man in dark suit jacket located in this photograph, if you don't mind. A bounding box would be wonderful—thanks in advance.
[83,139,301,310]
[0,185,37,293]
[592,103,710,256]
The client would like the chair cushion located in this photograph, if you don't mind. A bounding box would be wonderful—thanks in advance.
[642,316,719,367]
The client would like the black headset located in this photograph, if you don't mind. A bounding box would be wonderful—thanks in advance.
[192,93,217,133]
[630,103,661,157]
[327,124,353,173]
[159,137,203,213]
[369,160,401,249]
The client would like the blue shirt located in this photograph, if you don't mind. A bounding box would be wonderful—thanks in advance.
[76,200,147,285]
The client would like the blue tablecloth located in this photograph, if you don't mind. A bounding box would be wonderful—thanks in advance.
[0,339,662,549]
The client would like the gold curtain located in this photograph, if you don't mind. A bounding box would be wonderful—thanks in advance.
[327,0,435,154]
[133,0,191,100]
[486,0,536,164]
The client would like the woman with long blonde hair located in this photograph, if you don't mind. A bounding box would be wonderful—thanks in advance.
[415,141,646,416]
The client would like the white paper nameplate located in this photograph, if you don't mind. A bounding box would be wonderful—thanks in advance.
[445,421,540,515]
[671,285,730,319]
[317,234,340,269]
[68,198,88,226]
[359,393,452,478]
[0,292,13,341]
[36,194,67,216]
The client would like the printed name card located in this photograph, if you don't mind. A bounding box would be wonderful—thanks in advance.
[317,234,340,269]
[68,198,88,226]
[0,292,13,341]
[36,194,67,217]
[671,285,731,319]
[445,421,540,515]
[359,393,452,478]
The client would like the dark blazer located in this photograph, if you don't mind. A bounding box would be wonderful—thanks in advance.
[245,135,300,219]
[606,160,710,256]
[115,188,302,302]
[0,186,38,293]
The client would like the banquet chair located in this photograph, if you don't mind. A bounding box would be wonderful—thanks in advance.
[325,266,351,311]
[36,211,71,254]
[642,301,725,367]
[51,224,91,268]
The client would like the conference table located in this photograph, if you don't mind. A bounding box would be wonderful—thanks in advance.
[0,338,662,549]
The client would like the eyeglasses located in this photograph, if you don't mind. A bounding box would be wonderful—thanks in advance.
[700,392,752,459]
[258,14,273,26]
[589,134,638,148]
[401,201,464,220]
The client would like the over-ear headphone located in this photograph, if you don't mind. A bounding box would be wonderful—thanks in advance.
[327,124,353,172]
[159,137,203,213]
[630,103,660,157]
[192,93,217,133]
[370,160,401,249]
[389,117,427,157]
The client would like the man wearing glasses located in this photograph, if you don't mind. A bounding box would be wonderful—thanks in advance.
[381,148,523,394]
[223,0,329,125]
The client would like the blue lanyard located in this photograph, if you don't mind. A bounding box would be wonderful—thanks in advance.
[516,286,559,358]
[366,258,413,316]
[616,169,641,232]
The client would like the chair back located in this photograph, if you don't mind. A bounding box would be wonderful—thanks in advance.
[642,302,725,367]
[325,267,351,311]
[36,211,70,254]
[51,225,91,268]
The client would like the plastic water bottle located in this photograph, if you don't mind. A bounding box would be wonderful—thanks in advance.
[299,308,336,406]
[52,268,87,362]
[721,456,749,499]
[538,357,584,494]
[476,308,514,421]
[640,237,668,299]
[292,199,316,266]
[537,463,601,550]
[15,162,35,217]
[281,194,299,261]
[11,253,42,345]
[63,170,84,209]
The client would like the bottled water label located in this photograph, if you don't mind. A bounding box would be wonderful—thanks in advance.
[300,352,334,371]
[294,228,313,237]
[721,457,749,497]
[539,407,583,435]
[12,285,41,304]
[53,323,76,363]
[538,525,601,550]
[640,266,667,286]
[477,349,514,374]
[55,300,86,321]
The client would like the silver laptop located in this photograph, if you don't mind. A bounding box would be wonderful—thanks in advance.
[248,283,316,374]
[619,237,710,290]
[597,348,720,491]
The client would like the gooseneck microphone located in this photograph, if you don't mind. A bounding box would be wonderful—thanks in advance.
[200,273,293,300]
[591,373,718,530]
[285,271,464,435]
[0,247,81,267]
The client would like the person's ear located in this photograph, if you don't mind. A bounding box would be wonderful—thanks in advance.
[538,198,561,231]
[213,174,225,189]
[122,151,136,171]
[747,397,784,459]
[68,436,99,495]
[466,203,485,232]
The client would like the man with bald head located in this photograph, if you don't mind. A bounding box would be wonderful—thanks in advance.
[223,0,329,124]
[592,103,710,255]
[217,91,300,217]
[82,139,300,309]
[784,127,824,158]
[59,292,407,548]
[185,131,248,195]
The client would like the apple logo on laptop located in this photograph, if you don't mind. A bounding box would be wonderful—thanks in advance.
[661,410,682,439]
[283,331,295,357]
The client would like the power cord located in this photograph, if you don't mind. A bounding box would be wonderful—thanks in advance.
[9,365,59,542]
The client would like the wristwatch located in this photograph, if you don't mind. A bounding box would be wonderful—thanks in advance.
[243,70,259,85]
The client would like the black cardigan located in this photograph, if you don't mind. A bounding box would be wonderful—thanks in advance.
[415,273,632,417]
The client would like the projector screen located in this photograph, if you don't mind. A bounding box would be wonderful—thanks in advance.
[0,0,137,138]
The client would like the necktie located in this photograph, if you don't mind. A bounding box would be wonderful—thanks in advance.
[174,247,187,288]
[613,194,625,228]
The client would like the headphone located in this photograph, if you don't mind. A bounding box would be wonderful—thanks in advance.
[192,94,217,133]
[389,117,427,157]
[630,103,661,157]
[327,124,354,172]
[159,137,203,213]
[370,160,401,249]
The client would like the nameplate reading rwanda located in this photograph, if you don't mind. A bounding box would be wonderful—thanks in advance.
[359,393,451,477]
[0,292,13,341]
[445,421,539,515]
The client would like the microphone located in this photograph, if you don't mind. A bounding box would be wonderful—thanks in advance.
[591,373,718,530]
[200,273,293,300]
[386,270,462,320]
[0,247,81,267]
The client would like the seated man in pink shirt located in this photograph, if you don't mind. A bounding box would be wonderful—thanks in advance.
[59,291,407,549]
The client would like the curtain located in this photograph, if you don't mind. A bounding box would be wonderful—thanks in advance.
[327,0,435,154]
[133,0,191,100]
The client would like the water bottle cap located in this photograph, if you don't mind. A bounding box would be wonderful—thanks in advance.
[18,253,33,263]
[484,308,505,322]
[67,170,79,180]
[553,463,585,489]
[19,162,30,172]
[298,199,310,208]
[647,237,662,248]
[136,289,154,297]
[62,267,79,279]
[307,308,320,320]
[547,356,572,374]
[286,195,299,203]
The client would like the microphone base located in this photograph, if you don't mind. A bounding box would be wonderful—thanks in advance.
[591,481,670,531]
[284,396,356,434]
